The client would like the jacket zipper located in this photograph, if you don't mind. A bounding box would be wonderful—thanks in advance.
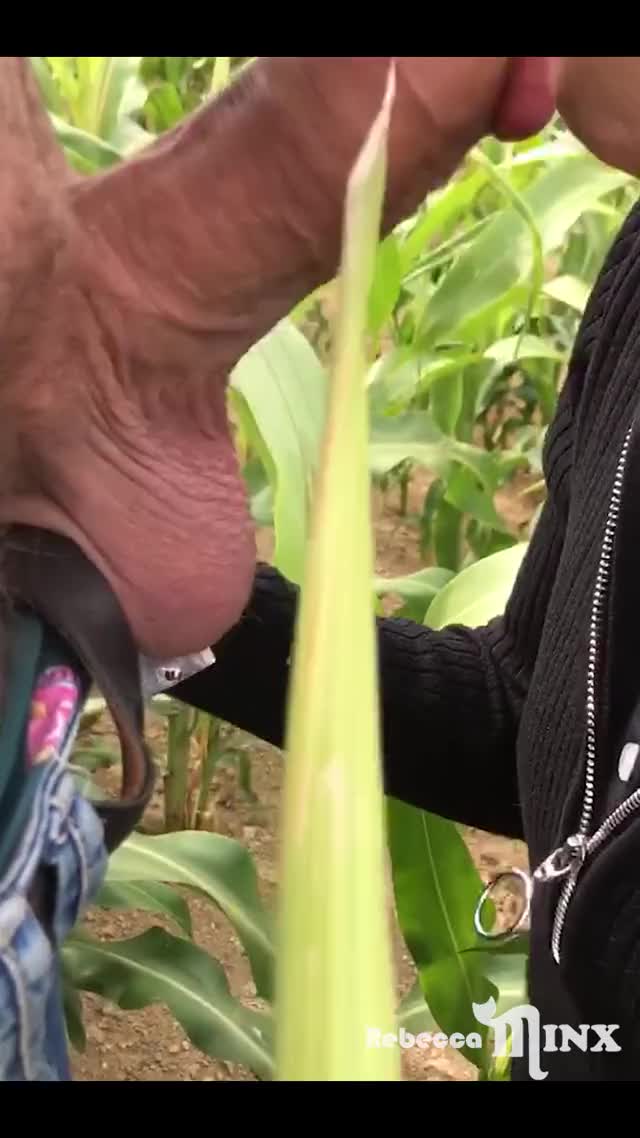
[532,424,639,964]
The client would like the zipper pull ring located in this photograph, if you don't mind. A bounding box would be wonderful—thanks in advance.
[473,867,532,940]
[533,833,588,883]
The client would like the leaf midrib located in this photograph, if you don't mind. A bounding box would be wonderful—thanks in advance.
[419,812,476,1013]
[109,839,273,961]
[76,938,273,1076]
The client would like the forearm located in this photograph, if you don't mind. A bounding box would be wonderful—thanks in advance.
[172,563,524,840]
[170,379,581,843]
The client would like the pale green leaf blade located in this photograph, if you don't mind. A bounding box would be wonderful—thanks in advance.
[425,542,528,629]
[374,567,454,623]
[230,319,328,585]
[50,114,123,172]
[542,274,591,313]
[211,57,231,96]
[373,567,454,604]
[85,57,149,151]
[276,63,399,1082]
[29,57,67,116]
[42,57,79,108]
[484,334,563,365]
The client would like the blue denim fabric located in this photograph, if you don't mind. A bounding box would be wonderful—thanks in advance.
[0,708,108,1081]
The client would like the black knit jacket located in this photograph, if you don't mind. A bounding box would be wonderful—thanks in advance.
[174,197,640,1081]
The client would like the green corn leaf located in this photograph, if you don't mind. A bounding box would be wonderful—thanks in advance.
[367,347,481,407]
[71,744,118,772]
[104,830,273,1001]
[369,410,514,493]
[387,799,493,1068]
[29,58,68,117]
[388,532,531,1076]
[417,351,482,398]
[95,879,194,938]
[398,168,487,273]
[404,218,490,287]
[373,566,454,622]
[230,319,328,586]
[164,57,189,86]
[429,371,464,435]
[421,481,465,571]
[144,81,185,132]
[211,57,232,96]
[433,501,465,571]
[50,115,123,173]
[502,135,584,166]
[542,274,591,313]
[484,334,564,365]
[61,958,87,1052]
[396,980,438,1036]
[368,233,403,335]
[42,57,79,108]
[62,928,273,1080]
[444,466,511,533]
[462,950,529,1017]
[275,65,399,1082]
[470,147,545,364]
[425,541,528,629]
[73,57,150,153]
[420,155,631,346]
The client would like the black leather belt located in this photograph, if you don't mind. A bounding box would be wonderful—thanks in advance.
[2,526,156,858]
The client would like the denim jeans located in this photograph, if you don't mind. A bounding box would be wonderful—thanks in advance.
[0,664,108,1081]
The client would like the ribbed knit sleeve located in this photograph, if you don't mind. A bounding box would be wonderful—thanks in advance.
[173,378,576,843]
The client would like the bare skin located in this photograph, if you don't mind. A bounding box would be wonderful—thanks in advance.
[0,58,638,659]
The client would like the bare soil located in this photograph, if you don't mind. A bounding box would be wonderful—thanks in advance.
[70,470,534,1083]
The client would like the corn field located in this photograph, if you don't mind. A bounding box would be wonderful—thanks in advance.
[35,56,640,1082]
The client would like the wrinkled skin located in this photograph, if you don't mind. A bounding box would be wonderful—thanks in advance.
[1,57,639,660]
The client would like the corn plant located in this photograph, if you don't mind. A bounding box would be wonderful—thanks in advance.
[64,549,529,1081]
[34,57,639,1080]
[274,65,400,1081]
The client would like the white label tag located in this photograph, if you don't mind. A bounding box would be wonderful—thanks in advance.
[139,648,216,702]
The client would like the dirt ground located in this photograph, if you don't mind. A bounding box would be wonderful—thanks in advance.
[70,470,534,1083]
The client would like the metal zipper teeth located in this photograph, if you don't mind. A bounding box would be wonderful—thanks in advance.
[550,425,633,965]
[551,785,640,963]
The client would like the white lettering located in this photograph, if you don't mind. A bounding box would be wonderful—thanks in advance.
[365,1008,624,1072]
[558,1025,589,1053]
[591,1025,622,1053]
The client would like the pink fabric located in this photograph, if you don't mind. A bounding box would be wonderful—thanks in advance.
[26,666,80,767]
